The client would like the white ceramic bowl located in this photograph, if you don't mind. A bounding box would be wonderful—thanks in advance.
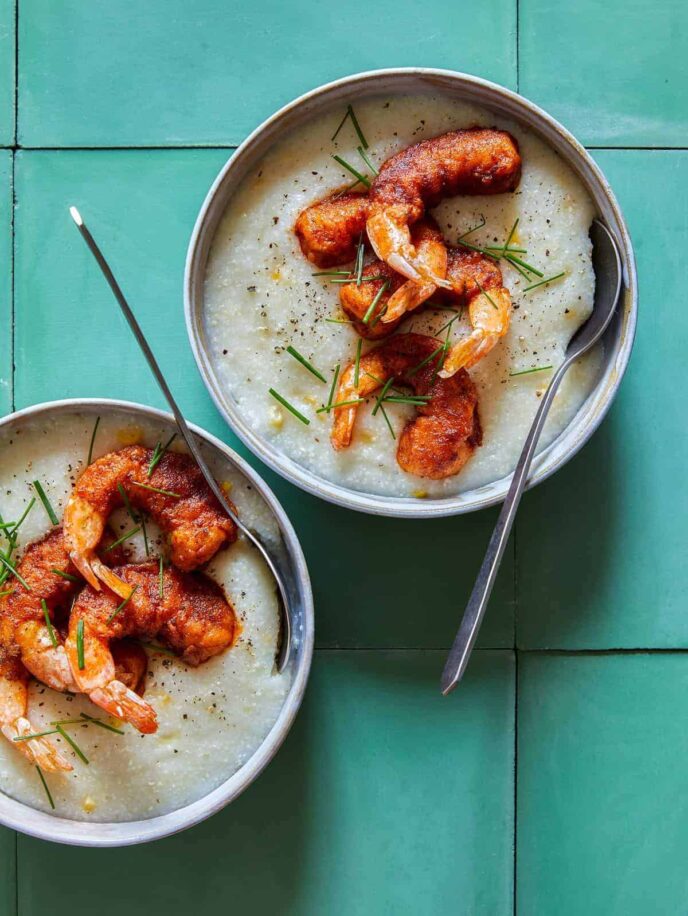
[185,68,637,517]
[0,399,313,846]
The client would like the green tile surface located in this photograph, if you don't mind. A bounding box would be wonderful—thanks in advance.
[19,651,515,916]
[0,151,10,414]
[0,0,14,146]
[520,0,688,147]
[18,0,516,148]
[518,653,688,915]
[13,148,514,650]
[517,151,687,649]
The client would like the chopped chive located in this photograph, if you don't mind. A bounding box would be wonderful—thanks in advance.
[104,525,141,552]
[504,253,543,278]
[332,178,364,200]
[158,555,164,599]
[372,377,395,416]
[55,725,89,765]
[328,274,389,285]
[331,106,351,142]
[332,155,371,189]
[41,599,58,648]
[107,584,138,624]
[457,217,486,241]
[0,590,11,598]
[331,104,369,148]
[316,398,366,414]
[353,339,363,388]
[383,395,430,404]
[10,497,35,538]
[141,515,150,557]
[147,433,176,478]
[354,233,365,285]
[76,619,85,670]
[311,270,351,277]
[130,481,181,499]
[357,145,378,176]
[268,388,310,425]
[0,555,31,591]
[79,712,125,734]
[87,415,101,465]
[504,255,531,280]
[501,218,519,258]
[364,371,405,397]
[325,364,340,412]
[407,345,445,377]
[475,280,499,310]
[35,767,55,809]
[362,279,390,325]
[286,346,327,383]
[509,365,554,377]
[378,403,396,440]
[137,641,176,657]
[523,271,566,292]
[33,481,59,525]
[117,483,139,522]
[436,311,463,336]
[13,729,59,742]
[0,522,16,529]
[484,245,527,255]
[325,317,355,325]
[51,568,79,582]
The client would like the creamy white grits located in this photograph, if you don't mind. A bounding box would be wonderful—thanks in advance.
[204,92,602,498]
[0,410,288,821]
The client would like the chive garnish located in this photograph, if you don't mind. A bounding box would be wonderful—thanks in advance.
[316,398,365,414]
[138,641,176,657]
[32,481,59,525]
[504,256,531,280]
[378,403,396,440]
[500,218,519,258]
[408,345,446,377]
[362,279,390,325]
[79,712,125,734]
[504,253,543,277]
[484,245,527,255]
[331,104,369,149]
[0,590,11,598]
[12,498,35,535]
[55,725,89,765]
[523,271,566,292]
[457,239,500,261]
[457,216,486,241]
[475,280,499,310]
[312,270,351,277]
[0,555,31,591]
[286,346,327,383]
[104,525,141,552]
[268,388,310,426]
[353,339,363,388]
[357,146,378,176]
[35,767,55,810]
[13,730,59,742]
[87,415,101,465]
[51,568,79,582]
[76,619,85,670]
[383,396,430,405]
[107,584,138,624]
[158,555,164,599]
[509,365,554,377]
[117,483,138,522]
[328,274,388,285]
[372,377,395,416]
[147,433,176,478]
[130,481,181,499]
[41,599,58,648]
[141,515,150,557]
[332,155,371,189]
[325,364,341,413]
[353,233,365,286]
[324,317,355,325]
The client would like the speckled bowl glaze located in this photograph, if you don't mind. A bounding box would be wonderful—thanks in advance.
[0,399,313,847]
[185,68,637,517]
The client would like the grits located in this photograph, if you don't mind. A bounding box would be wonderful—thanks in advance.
[0,411,287,820]
[204,92,603,497]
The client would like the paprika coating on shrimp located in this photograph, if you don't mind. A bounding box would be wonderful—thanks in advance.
[64,445,238,600]
[331,333,482,479]
[367,128,521,284]
[294,191,369,268]
[66,562,240,734]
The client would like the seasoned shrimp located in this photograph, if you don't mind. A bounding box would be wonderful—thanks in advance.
[0,654,72,771]
[294,191,369,267]
[367,128,521,284]
[439,286,512,377]
[66,561,239,733]
[64,445,237,600]
[331,333,482,479]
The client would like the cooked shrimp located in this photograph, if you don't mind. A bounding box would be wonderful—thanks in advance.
[294,191,369,267]
[0,654,72,771]
[367,128,521,285]
[331,333,482,479]
[439,286,512,377]
[64,445,238,600]
[66,561,239,733]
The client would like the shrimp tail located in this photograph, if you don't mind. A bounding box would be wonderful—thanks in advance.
[69,549,101,591]
[383,279,437,324]
[90,557,134,601]
[3,718,73,772]
[89,682,158,734]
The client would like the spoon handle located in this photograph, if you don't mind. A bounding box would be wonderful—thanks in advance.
[440,360,569,695]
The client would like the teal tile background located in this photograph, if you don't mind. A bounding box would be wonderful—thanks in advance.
[18,0,516,147]
[19,651,515,916]
[520,0,688,147]
[518,653,688,915]
[3,0,685,912]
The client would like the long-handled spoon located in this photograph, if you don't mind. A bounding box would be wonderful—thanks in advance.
[69,206,292,672]
[441,218,623,695]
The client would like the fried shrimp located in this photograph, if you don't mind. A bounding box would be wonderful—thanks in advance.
[294,191,369,267]
[66,562,239,733]
[367,128,521,285]
[331,333,482,479]
[64,445,238,600]
[439,286,512,377]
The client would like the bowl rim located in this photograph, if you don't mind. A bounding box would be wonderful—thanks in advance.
[0,397,314,847]
[184,67,638,518]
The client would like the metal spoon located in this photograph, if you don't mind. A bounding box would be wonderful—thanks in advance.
[441,218,623,695]
[69,206,292,672]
